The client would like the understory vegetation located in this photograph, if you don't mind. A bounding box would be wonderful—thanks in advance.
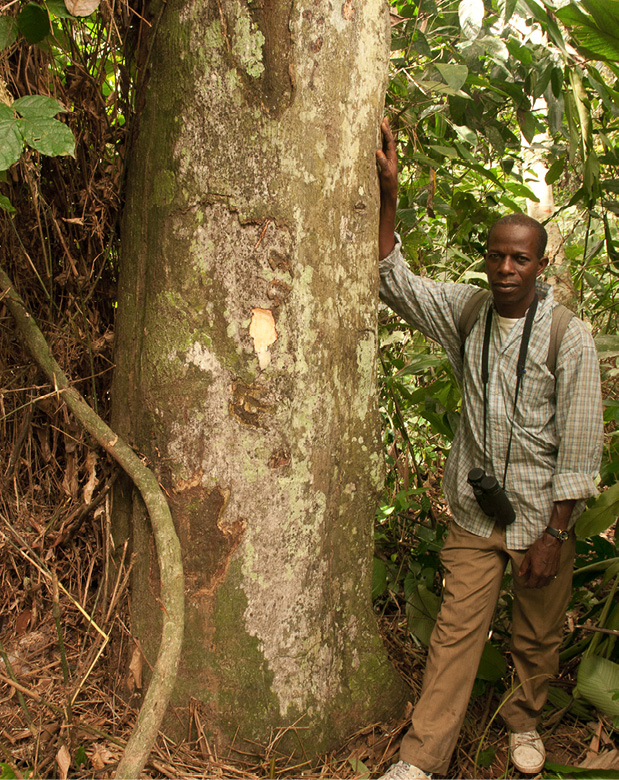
[0,0,617,777]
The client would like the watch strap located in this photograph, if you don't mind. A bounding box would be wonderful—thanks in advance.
[544,526,569,542]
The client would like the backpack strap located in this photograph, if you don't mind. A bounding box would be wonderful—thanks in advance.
[458,289,491,358]
[546,304,574,375]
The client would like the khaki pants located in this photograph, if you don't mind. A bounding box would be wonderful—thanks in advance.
[399,522,575,775]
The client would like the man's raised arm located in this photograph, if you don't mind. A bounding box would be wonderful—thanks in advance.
[376,117,398,260]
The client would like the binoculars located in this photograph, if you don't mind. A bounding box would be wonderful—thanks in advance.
[467,467,516,525]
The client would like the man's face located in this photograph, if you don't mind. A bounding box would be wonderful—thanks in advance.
[485,223,548,318]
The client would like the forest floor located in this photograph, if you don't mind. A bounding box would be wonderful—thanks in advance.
[0,507,617,780]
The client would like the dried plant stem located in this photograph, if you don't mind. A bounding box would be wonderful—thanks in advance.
[51,572,70,687]
[0,639,34,730]
[0,519,108,640]
[0,264,185,780]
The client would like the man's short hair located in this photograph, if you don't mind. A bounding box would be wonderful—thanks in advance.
[487,214,548,259]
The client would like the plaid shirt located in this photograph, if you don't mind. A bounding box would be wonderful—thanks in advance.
[379,238,603,549]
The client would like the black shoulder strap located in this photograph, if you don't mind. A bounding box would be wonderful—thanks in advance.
[459,289,491,358]
[547,304,574,375]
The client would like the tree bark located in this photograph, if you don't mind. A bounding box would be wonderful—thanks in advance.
[112,0,406,752]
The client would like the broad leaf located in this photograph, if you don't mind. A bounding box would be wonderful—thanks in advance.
[18,116,75,157]
[545,157,564,185]
[0,110,23,170]
[13,94,66,119]
[558,4,619,62]
[0,16,18,50]
[582,0,619,30]
[44,0,74,18]
[0,194,16,214]
[436,64,469,92]
[576,655,619,719]
[406,582,440,646]
[545,761,619,779]
[576,482,619,538]
[476,640,506,681]
[16,2,50,44]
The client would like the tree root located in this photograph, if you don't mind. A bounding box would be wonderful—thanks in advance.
[0,265,185,779]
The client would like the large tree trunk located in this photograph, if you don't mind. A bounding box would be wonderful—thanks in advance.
[112,0,406,752]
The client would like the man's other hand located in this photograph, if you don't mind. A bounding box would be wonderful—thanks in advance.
[518,534,562,588]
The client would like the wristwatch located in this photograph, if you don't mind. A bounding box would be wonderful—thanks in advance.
[544,526,570,542]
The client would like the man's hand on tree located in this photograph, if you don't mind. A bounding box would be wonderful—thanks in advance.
[376,117,398,204]
[376,117,397,260]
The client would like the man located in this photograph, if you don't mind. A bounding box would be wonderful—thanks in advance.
[375,118,603,779]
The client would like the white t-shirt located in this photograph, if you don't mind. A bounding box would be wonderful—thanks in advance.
[496,313,520,343]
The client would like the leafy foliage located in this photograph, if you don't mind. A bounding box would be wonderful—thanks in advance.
[0,95,74,174]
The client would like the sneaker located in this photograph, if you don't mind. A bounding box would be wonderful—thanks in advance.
[509,730,545,774]
[378,761,431,780]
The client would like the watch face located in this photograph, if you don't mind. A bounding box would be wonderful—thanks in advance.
[546,527,569,542]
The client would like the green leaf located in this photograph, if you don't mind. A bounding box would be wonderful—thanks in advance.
[476,747,496,768]
[501,0,518,23]
[545,761,619,779]
[526,0,568,56]
[545,157,564,185]
[74,745,88,767]
[13,94,66,119]
[18,116,75,157]
[604,213,619,265]
[576,655,619,718]
[476,640,506,681]
[0,763,17,780]
[348,758,370,779]
[0,195,16,214]
[546,685,592,719]
[406,583,440,646]
[17,2,50,44]
[0,112,24,170]
[582,0,619,31]
[558,3,619,62]
[576,482,619,537]
[517,110,539,144]
[547,90,565,136]
[504,181,539,200]
[0,16,18,50]
[44,0,74,18]
[436,64,469,92]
